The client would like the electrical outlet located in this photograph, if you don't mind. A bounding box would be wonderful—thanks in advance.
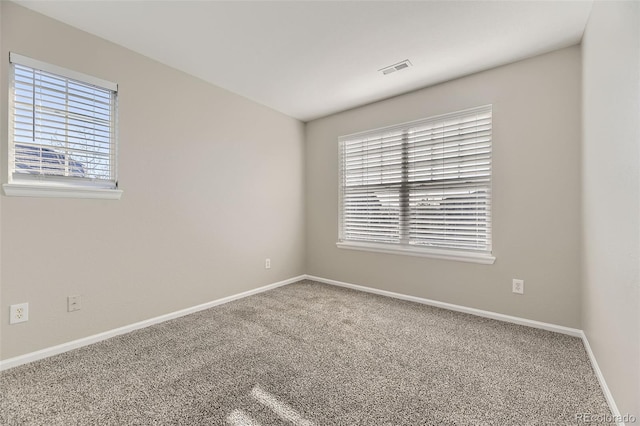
[265,258,271,269]
[10,303,29,324]
[512,279,524,295]
[68,295,82,312]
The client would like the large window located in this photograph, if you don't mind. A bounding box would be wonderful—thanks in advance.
[338,105,494,264]
[4,53,121,199]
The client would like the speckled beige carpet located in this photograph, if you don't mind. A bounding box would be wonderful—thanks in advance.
[0,280,611,425]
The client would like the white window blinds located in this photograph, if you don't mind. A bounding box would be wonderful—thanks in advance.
[9,53,118,189]
[339,105,492,256]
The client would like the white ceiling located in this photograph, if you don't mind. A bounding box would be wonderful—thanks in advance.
[15,1,593,122]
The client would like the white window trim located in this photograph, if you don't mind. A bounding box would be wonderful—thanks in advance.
[5,53,121,200]
[336,241,496,265]
[2,183,123,200]
[337,105,493,263]
[10,53,117,91]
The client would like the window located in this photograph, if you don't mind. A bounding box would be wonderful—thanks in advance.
[338,105,494,264]
[3,53,121,199]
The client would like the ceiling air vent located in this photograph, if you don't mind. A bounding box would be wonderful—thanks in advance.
[379,59,412,75]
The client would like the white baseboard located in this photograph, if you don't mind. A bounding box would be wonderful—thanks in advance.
[1,273,622,426]
[305,275,582,337]
[0,275,305,371]
[580,331,624,426]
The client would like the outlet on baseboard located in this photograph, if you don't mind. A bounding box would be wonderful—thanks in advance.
[10,303,29,324]
[512,279,524,295]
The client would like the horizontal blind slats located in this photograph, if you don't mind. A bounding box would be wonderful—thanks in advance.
[339,105,491,253]
[15,83,114,110]
[11,58,117,184]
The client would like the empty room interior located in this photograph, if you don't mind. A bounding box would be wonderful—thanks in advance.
[0,0,639,425]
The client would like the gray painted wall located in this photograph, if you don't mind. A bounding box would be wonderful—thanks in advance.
[0,2,306,360]
[2,2,638,419]
[306,46,583,328]
[582,1,640,419]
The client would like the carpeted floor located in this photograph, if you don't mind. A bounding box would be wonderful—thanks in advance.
[0,280,611,425]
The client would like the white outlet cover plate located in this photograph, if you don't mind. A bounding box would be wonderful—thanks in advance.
[10,302,29,324]
[512,279,524,294]
[68,295,82,312]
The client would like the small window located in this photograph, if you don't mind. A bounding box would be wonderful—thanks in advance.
[338,105,494,264]
[3,53,121,199]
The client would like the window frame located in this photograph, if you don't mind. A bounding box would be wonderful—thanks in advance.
[3,53,122,200]
[337,106,495,265]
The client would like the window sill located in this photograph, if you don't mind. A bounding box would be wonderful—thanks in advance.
[336,241,496,265]
[2,183,123,200]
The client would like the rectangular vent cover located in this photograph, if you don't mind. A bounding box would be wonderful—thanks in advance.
[379,59,412,75]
